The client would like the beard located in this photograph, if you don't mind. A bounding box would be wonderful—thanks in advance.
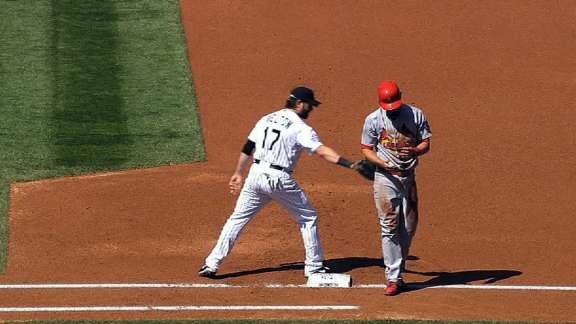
[297,110,310,119]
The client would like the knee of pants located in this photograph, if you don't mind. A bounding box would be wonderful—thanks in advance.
[405,208,419,234]
[381,231,400,243]
[290,204,318,222]
[380,223,401,237]
[297,213,319,225]
[378,199,401,235]
[380,214,400,235]
[228,209,258,223]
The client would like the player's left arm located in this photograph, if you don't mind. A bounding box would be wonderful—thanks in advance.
[298,127,356,168]
[400,138,430,156]
[314,145,362,170]
[417,138,431,155]
[314,145,344,163]
[399,113,432,159]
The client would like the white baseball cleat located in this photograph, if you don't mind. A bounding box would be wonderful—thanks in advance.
[304,265,331,278]
[198,265,217,278]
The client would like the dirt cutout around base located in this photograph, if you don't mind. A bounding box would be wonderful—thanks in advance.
[2,0,576,321]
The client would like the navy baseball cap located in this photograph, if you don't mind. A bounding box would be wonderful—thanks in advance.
[290,86,321,106]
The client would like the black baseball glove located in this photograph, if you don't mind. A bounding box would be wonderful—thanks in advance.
[351,159,376,181]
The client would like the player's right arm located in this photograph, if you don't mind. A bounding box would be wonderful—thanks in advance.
[360,114,393,170]
[360,147,391,169]
[229,151,251,195]
[229,138,256,195]
[228,118,268,195]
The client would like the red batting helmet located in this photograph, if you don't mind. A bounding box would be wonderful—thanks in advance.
[378,81,402,110]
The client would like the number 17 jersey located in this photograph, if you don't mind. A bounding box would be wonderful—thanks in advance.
[248,108,323,172]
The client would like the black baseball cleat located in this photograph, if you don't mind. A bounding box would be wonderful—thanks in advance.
[198,265,217,278]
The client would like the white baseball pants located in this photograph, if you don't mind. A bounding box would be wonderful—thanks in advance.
[204,163,325,273]
[373,170,419,283]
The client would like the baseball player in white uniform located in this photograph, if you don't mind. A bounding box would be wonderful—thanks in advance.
[360,81,432,296]
[199,86,358,278]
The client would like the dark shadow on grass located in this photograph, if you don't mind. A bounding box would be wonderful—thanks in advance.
[50,0,132,168]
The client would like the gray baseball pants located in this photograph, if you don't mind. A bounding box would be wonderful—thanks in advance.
[373,170,419,283]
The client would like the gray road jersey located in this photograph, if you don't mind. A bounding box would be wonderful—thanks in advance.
[361,104,431,171]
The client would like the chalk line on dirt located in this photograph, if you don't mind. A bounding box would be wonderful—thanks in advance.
[0,283,575,291]
[0,305,359,313]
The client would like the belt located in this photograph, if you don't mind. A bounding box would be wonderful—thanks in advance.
[376,166,412,177]
[254,159,290,172]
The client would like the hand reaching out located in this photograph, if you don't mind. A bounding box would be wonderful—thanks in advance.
[351,159,376,181]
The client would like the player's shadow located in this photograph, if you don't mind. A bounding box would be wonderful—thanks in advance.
[210,262,304,279]
[323,257,522,289]
[404,268,523,291]
[325,257,523,294]
[208,256,521,288]
[324,256,385,272]
[211,256,385,279]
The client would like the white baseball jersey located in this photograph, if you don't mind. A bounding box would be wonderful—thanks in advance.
[204,108,326,275]
[248,108,323,171]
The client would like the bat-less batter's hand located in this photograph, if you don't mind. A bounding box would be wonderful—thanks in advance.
[229,173,243,195]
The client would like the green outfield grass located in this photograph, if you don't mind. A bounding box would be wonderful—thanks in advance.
[0,0,205,271]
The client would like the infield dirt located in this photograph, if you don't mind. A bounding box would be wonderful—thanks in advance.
[2,0,576,321]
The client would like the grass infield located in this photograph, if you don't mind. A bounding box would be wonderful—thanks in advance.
[0,0,205,271]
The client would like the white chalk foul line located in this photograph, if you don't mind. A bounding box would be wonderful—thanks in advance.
[0,305,359,313]
[0,283,237,289]
[0,283,575,291]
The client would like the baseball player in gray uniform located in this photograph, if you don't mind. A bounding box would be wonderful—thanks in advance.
[199,86,358,278]
[360,81,432,296]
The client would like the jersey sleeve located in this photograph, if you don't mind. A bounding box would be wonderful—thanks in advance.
[361,115,378,149]
[297,126,323,153]
[418,112,432,141]
[247,118,264,143]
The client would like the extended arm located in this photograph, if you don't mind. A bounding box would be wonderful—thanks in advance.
[314,145,354,168]
[315,145,378,180]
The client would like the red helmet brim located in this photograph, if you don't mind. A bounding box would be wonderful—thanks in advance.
[380,99,402,110]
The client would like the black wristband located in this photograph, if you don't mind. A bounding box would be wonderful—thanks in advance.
[241,140,256,155]
[337,157,353,168]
